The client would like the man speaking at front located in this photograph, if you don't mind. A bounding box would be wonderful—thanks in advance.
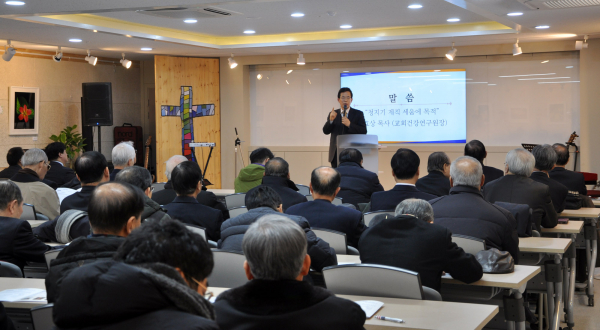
[323,87,367,168]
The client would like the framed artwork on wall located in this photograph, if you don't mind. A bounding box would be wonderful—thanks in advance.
[9,86,40,135]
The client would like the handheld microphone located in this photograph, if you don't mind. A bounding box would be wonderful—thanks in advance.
[343,104,348,117]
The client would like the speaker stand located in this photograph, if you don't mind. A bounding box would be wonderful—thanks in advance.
[97,126,102,155]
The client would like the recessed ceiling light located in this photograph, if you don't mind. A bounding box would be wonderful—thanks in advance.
[69,38,82,43]
[125,35,132,38]
[447,18,460,22]
[5,1,25,5]
[244,30,256,34]
[541,60,550,63]
[257,74,262,80]
[340,25,352,29]
[507,12,523,16]
[408,4,423,9]
[92,30,98,33]
[434,70,441,72]
[141,47,152,51]
[343,71,349,72]
[536,25,550,29]
[291,13,304,17]
[287,70,293,74]
[184,19,197,23]
[566,66,573,68]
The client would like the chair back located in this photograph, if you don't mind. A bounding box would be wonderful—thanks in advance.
[296,184,310,196]
[44,250,61,268]
[494,202,532,237]
[312,228,348,255]
[185,224,206,241]
[31,303,54,330]
[20,203,37,220]
[305,195,314,201]
[208,250,248,288]
[332,197,343,205]
[422,286,443,301]
[363,210,395,226]
[451,234,486,255]
[225,193,246,209]
[151,182,166,193]
[0,262,23,278]
[229,206,248,218]
[323,264,424,299]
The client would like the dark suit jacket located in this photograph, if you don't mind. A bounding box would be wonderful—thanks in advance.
[60,186,95,214]
[359,215,483,292]
[286,199,366,248]
[109,168,121,181]
[258,176,307,211]
[322,108,368,162]
[530,172,568,213]
[549,167,587,196]
[0,165,20,179]
[0,216,52,269]
[164,196,224,241]
[44,161,76,187]
[483,175,558,230]
[371,184,436,212]
[430,186,520,262]
[483,165,504,185]
[151,181,229,219]
[336,162,384,207]
[416,171,451,197]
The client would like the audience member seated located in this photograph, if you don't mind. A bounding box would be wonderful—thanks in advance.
[530,145,568,213]
[255,157,307,211]
[464,140,504,185]
[10,148,60,219]
[152,155,228,219]
[60,151,109,213]
[416,152,451,197]
[484,148,558,230]
[0,304,15,330]
[219,186,336,271]
[234,147,274,193]
[110,141,136,181]
[0,181,52,269]
[45,181,144,302]
[53,218,218,330]
[286,166,366,248]
[550,143,587,196]
[43,142,76,186]
[0,147,24,179]
[371,148,435,211]
[215,215,365,330]
[164,161,224,241]
[359,198,483,292]
[116,166,171,222]
[335,148,384,207]
[430,156,520,262]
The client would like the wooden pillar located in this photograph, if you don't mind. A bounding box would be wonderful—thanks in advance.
[154,55,221,187]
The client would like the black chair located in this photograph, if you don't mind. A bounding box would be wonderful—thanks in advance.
[0,262,23,278]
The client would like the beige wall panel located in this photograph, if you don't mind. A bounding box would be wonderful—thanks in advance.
[283,151,323,186]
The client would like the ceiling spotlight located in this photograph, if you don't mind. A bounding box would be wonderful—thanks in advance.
[446,42,457,60]
[291,13,304,17]
[228,54,238,69]
[513,39,522,56]
[184,19,197,23]
[408,4,423,9]
[53,46,63,62]
[140,47,152,51]
[535,25,550,29]
[447,18,460,22]
[243,30,255,34]
[340,25,352,29]
[297,51,305,65]
[120,53,131,69]
[507,12,523,16]
[2,40,16,62]
[257,74,262,80]
[541,60,549,63]
[84,50,97,66]
[5,1,25,5]
[93,29,98,33]
[576,35,589,50]
[69,38,82,43]
[287,70,293,74]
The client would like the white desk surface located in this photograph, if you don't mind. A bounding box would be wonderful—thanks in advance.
[518,237,571,254]
[335,255,541,290]
[593,199,600,207]
[541,221,584,234]
[559,208,600,218]
[0,278,46,308]
[207,189,235,197]
[209,287,498,330]
[26,220,46,228]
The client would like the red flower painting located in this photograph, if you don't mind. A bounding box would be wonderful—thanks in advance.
[18,105,32,123]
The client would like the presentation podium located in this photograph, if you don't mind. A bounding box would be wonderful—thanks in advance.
[337,134,379,173]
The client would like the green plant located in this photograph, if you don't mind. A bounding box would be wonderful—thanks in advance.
[49,125,86,163]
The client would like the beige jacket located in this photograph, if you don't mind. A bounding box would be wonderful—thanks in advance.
[13,181,60,220]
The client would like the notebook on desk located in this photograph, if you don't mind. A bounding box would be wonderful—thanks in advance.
[355,300,384,318]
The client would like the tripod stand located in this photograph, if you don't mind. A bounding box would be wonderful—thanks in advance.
[234,128,246,176]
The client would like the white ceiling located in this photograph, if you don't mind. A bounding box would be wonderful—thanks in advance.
[0,0,598,60]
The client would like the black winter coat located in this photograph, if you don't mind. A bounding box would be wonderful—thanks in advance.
[336,162,384,207]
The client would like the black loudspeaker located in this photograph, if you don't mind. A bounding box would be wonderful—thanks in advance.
[82,82,113,126]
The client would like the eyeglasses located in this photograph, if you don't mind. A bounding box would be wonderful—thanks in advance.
[150,186,155,192]
[340,96,352,100]
[39,161,51,170]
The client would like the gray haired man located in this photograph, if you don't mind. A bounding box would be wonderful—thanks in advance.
[483,148,558,229]
[10,148,60,219]
[214,215,366,330]
[110,141,136,181]
[529,145,568,213]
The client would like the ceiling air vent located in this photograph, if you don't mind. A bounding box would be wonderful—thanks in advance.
[517,0,600,9]
[137,6,238,19]
[203,8,232,16]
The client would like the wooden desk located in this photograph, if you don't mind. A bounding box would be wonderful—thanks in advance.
[207,189,235,197]
[592,199,599,207]
[208,287,498,330]
[518,237,571,254]
[541,221,584,234]
[0,278,46,309]
[559,208,600,218]
[26,220,46,228]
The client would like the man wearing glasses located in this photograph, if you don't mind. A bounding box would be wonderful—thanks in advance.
[323,87,367,168]
[10,148,60,219]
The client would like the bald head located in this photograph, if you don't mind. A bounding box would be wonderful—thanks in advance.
[165,155,189,180]
[310,166,341,198]
[88,182,144,236]
[265,157,289,178]
[450,156,484,189]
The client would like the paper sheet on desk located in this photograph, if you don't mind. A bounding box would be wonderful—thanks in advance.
[0,288,47,302]
[355,300,384,318]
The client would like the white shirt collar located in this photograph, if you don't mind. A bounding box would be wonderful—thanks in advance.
[395,183,415,187]
[53,160,64,167]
